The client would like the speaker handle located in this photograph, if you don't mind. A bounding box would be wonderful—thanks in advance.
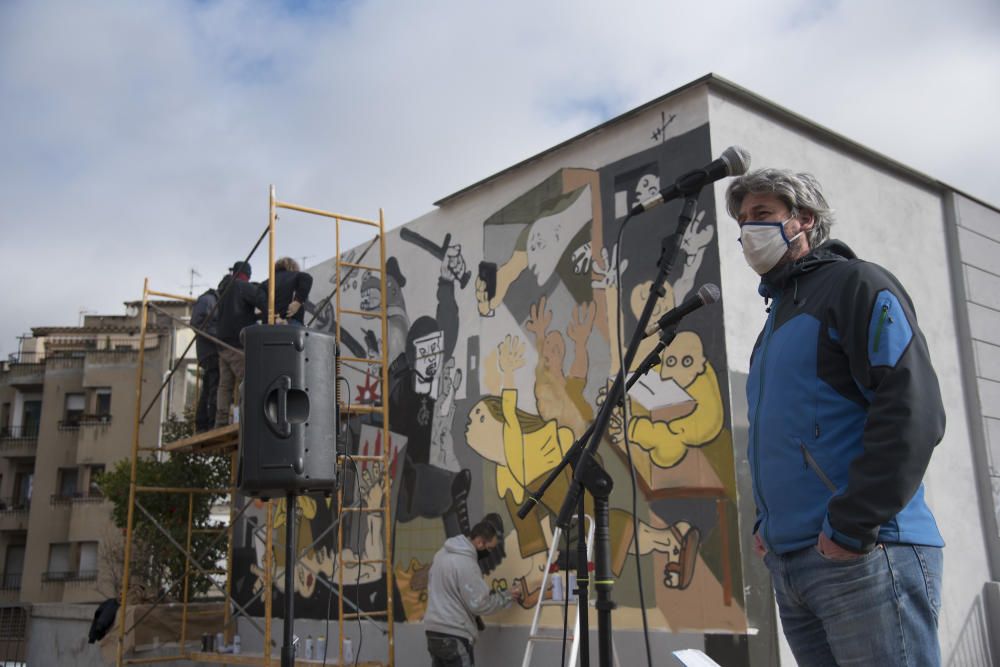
[264,376,293,439]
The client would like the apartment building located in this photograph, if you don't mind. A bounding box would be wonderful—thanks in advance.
[0,300,193,606]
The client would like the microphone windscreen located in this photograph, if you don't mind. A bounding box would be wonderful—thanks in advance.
[698,283,722,305]
[721,146,751,176]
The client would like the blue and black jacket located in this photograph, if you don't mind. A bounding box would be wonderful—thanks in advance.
[748,239,945,555]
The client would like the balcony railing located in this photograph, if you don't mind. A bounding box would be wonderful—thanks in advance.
[0,425,39,442]
[0,498,30,513]
[6,351,43,365]
[41,570,98,583]
[78,414,112,427]
[0,573,21,591]
[50,491,104,505]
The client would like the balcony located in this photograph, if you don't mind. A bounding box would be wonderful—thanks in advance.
[4,353,45,387]
[0,427,38,457]
[78,414,112,427]
[41,570,98,584]
[0,498,30,514]
[0,499,30,532]
[0,573,21,591]
[50,490,105,506]
[57,419,80,431]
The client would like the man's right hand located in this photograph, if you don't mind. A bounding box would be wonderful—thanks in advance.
[753,531,767,558]
[510,580,523,604]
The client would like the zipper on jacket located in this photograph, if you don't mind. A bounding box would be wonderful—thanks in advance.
[800,441,837,493]
[873,303,893,353]
[751,299,779,546]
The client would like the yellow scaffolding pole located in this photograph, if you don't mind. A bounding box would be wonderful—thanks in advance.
[117,277,150,667]
[119,186,392,667]
[272,188,393,667]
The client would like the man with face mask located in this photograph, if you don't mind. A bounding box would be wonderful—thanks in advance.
[726,169,945,666]
[424,517,522,666]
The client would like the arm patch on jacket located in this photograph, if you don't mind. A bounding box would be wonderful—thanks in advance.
[867,290,913,368]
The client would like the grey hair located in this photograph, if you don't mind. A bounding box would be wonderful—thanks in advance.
[725,168,835,248]
[275,257,300,272]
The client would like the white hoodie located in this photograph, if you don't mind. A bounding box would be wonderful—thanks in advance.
[423,535,512,642]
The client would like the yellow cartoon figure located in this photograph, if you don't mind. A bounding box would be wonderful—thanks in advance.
[610,331,724,468]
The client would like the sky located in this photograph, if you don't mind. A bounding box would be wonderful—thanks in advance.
[1,0,998,358]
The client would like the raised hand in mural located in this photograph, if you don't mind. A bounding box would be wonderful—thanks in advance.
[361,461,385,511]
[525,296,553,350]
[674,209,714,303]
[497,334,526,389]
[430,357,463,472]
[474,275,497,317]
[571,241,593,275]
[566,300,596,348]
[440,243,468,286]
[567,300,596,382]
[590,243,629,289]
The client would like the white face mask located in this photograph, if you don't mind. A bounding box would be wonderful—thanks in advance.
[739,216,802,275]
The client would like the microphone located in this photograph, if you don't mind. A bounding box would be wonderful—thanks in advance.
[643,283,721,338]
[631,146,751,214]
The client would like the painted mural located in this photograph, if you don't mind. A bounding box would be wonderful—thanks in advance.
[232,122,747,633]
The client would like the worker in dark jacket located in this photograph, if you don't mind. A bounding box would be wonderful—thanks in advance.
[259,257,313,325]
[191,286,219,432]
[214,261,261,427]
[727,168,944,666]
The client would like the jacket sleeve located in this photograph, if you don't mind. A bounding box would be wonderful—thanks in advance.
[191,296,209,329]
[294,272,313,303]
[824,261,945,552]
[458,558,511,616]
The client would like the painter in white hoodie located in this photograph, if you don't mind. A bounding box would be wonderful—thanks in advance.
[424,517,522,666]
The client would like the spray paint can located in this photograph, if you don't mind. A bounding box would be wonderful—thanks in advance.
[550,573,564,601]
[343,637,354,663]
[316,636,326,660]
[232,634,241,654]
[305,635,314,660]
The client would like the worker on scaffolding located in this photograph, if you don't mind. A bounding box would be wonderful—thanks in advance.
[191,282,220,433]
[214,261,261,428]
[258,257,313,326]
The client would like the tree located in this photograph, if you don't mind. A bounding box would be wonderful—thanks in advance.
[98,410,231,600]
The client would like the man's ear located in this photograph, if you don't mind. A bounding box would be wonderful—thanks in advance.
[799,210,816,231]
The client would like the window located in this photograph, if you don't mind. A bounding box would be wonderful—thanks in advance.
[88,465,105,497]
[58,468,78,498]
[3,545,24,590]
[13,472,31,507]
[78,541,98,579]
[21,399,41,437]
[63,393,84,426]
[47,543,70,580]
[95,388,111,417]
[0,403,9,436]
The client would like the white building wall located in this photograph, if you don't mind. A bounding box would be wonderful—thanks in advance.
[707,88,993,663]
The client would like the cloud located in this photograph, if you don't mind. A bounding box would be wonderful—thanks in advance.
[0,0,997,356]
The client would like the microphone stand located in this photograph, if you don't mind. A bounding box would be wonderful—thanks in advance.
[282,492,297,667]
[517,193,702,667]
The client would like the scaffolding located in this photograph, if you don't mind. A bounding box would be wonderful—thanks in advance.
[115,187,394,666]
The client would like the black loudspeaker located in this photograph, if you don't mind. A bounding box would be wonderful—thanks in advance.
[238,324,339,498]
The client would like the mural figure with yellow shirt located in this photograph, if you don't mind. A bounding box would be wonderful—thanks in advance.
[608,330,724,468]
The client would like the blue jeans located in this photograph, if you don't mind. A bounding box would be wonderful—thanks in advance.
[763,543,942,666]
